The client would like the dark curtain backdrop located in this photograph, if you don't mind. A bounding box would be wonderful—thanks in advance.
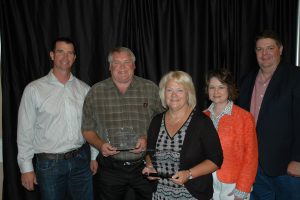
[0,0,298,199]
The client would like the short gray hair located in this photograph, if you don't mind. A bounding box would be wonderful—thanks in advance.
[108,47,136,63]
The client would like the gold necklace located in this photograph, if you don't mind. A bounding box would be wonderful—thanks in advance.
[168,107,190,125]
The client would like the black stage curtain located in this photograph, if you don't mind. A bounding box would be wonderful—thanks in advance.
[0,0,298,199]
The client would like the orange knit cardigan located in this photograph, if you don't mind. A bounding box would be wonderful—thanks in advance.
[204,104,258,193]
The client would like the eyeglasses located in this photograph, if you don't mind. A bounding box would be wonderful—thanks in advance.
[55,49,75,57]
[255,46,276,53]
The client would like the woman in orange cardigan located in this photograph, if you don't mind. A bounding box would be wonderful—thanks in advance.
[204,69,258,200]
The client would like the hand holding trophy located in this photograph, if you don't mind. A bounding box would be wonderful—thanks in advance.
[143,150,177,179]
[105,127,138,151]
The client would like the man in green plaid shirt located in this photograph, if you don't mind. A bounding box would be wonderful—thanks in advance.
[82,47,164,200]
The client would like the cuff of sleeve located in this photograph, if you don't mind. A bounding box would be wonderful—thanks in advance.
[19,161,34,173]
[233,188,249,199]
[90,145,99,160]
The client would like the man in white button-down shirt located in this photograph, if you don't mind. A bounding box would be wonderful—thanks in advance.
[17,37,96,200]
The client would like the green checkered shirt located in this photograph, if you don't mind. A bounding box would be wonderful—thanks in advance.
[82,76,164,161]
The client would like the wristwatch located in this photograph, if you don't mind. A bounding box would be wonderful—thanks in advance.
[188,169,193,180]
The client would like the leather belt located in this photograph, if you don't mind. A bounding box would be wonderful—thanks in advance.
[36,145,85,160]
[113,158,145,166]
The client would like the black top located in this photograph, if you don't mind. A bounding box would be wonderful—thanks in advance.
[147,107,223,200]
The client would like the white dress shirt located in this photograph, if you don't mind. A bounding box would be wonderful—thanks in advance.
[17,70,98,173]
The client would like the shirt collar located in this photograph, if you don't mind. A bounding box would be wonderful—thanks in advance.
[208,100,233,117]
[257,69,274,84]
[47,69,74,84]
[108,75,137,89]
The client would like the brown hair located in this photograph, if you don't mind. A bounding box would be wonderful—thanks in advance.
[205,68,238,101]
[255,30,282,48]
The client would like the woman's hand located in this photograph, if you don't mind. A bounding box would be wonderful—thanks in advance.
[142,166,160,180]
[171,170,190,186]
[228,189,248,200]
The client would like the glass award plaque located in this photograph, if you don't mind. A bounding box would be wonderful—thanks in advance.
[144,150,178,178]
[105,127,138,151]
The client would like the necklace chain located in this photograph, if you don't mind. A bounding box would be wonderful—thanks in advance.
[168,107,190,124]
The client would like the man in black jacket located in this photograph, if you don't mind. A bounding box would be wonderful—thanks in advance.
[238,30,300,200]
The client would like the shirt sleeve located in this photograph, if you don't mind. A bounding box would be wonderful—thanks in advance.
[90,145,99,160]
[17,85,37,173]
[152,85,165,116]
[292,68,300,161]
[81,89,97,132]
[201,116,223,168]
[235,112,258,193]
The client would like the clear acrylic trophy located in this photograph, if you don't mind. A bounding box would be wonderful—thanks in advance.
[144,150,178,178]
[105,127,138,151]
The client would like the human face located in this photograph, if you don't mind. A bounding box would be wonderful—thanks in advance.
[255,38,282,72]
[109,51,135,84]
[165,80,189,111]
[208,77,229,106]
[50,41,76,72]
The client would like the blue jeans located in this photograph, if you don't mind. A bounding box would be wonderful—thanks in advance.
[35,147,93,200]
[250,165,300,200]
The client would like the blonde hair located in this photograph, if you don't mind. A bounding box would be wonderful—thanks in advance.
[159,71,196,108]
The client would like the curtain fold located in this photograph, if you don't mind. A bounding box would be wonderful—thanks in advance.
[0,0,298,199]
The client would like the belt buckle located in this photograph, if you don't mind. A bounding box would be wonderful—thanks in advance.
[123,159,144,166]
[64,152,73,160]
[64,149,78,160]
[124,161,131,166]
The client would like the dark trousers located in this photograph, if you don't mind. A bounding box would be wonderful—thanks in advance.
[250,165,300,200]
[93,160,153,200]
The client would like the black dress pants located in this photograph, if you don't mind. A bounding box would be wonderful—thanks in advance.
[93,161,153,200]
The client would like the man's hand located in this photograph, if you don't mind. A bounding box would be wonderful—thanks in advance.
[21,171,37,191]
[130,137,147,154]
[100,142,119,157]
[90,160,98,175]
[287,161,300,177]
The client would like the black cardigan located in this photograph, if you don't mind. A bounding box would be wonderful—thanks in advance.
[147,107,223,200]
